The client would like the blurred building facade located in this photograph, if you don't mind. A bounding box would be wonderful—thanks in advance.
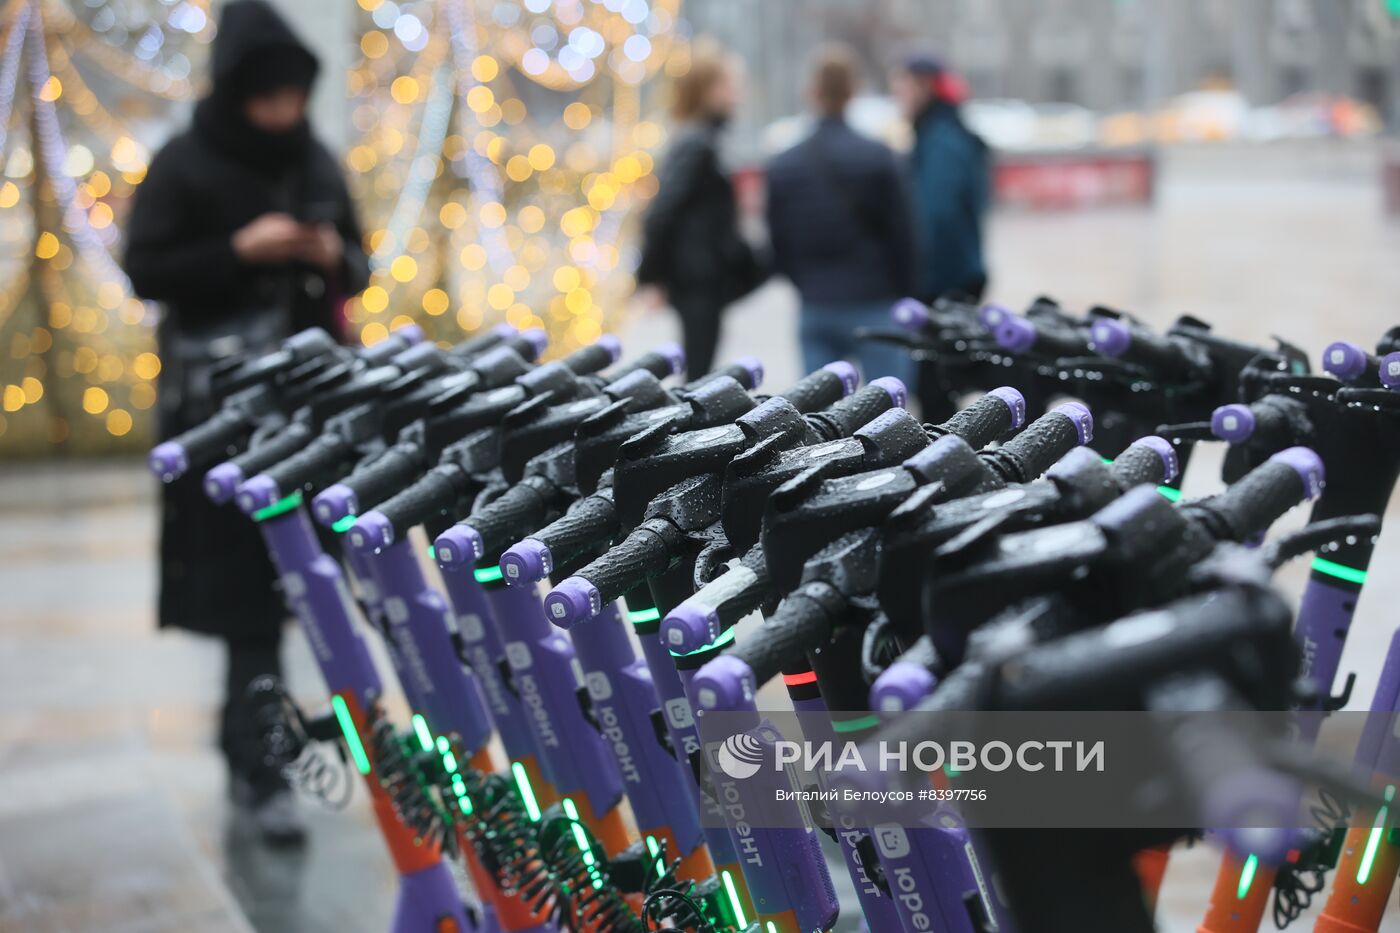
[688,0,1400,153]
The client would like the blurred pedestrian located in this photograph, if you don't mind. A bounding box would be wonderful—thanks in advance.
[891,52,990,416]
[766,43,916,387]
[636,39,766,377]
[124,0,369,846]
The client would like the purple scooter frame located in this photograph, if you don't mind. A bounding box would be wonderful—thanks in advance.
[675,652,839,933]
[238,494,476,933]
[499,545,714,882]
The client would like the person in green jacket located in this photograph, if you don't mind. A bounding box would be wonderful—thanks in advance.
[890,52,991,416]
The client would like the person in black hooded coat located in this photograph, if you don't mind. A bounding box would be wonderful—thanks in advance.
[124,0,369,841]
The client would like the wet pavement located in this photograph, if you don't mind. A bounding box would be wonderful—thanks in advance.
[4,142,1400,931]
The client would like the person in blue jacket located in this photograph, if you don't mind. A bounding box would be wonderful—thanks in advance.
[891,52,991,415]
[766,44,916,387]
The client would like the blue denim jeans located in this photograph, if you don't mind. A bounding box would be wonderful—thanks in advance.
[799,301,914,391]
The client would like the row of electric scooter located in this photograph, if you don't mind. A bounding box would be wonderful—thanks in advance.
[147,295,1400,933]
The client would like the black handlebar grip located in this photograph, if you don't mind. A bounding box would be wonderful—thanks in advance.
[561,335,622,376]
[359,330,419,367]
[1108,436,1180,489]
[150,407,253,481]
[1089,318,1206,379]
[543,518,684,625]
[260,433,353,495]
[931,386,1027,448]
[312,441,426,525]
[438,476,557,567]
[661,547,772,654]
[984,403,1095,485]
[726,581,845,691]
[701,358,764,391]
[805,379,907,442]
[465,345,534,390]
[776,362,858,414]
[448,323,515,360]
[203,421,315,502]
[349,464,470,550]
[507,491,620,581]
[610,343,685,382]
[1193,447,1324,543]
[515,360,581,401]
[283,327,340,363]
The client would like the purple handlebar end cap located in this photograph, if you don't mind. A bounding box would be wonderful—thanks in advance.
[203,462,243,504]
[347,511,394,553]
[1132,435,1180,485]
[733,356,765,388]
[655,341,686,375]
[543,576,601,628]
[1211,404,1256,444]
[521,328,550,359]
[1273,447,1325,500]
[870,377,908,409]
[690,655,756,712]
[394,323,426,346]
[1380,351,1400,390]
[492,323,518,338]
[978,303,1011,330]
[662,601,722,655]
[1322,341,1368,381]
[435,525,484,569]
[1090,318,1132,358]
[596,334,623,362]
[235,475,281,515]
[822,360,860,396]
[149,441,189,481]
[871,662,936,712]
[994,315,1037,354]
[1206,769,1301,863]
[1053,402,1095,446]
[313,484,358,527]
[501,538,552,584]
[987,386,1027,430]
[891,297,930,332]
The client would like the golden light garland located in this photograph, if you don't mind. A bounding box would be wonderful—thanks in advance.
[0,0,204,455]
[346,0,683,357]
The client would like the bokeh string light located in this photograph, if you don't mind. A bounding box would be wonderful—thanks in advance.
[347,0,685,355]
[0,0,209,454]
[2,0,687,453]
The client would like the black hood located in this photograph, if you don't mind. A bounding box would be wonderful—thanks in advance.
[194,0,319,173]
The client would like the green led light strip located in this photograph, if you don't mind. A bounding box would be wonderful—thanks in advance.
[669,627,736,658]
[1356,784,1395,884]
[627,606,661,625]
[645,834,665,877]
[721,870,748,927]
[331,514,357,533]
[831,714,881,734]
[436,735,458,772]
[474,564,504,583]
[561,798,604,888]
[330,694,372,775]
[427,545,436,561]
[512,761,542,822]
[1236,853,1259,899]
[1312,556,1367,586]
[411,714,434,753]
[252,491,303,522]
